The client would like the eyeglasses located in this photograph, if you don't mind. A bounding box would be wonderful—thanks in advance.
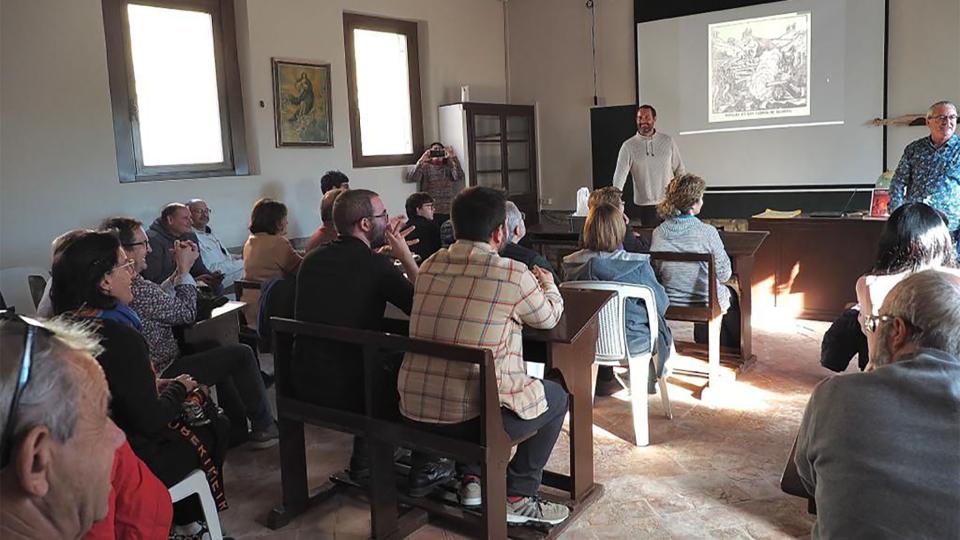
[111,258,136,275]
[863,313,922,334]
[929,114,958,123]
[193,207,212,215]
[0,314,45,469]
[369,211,389,220]
[122,241,149,249]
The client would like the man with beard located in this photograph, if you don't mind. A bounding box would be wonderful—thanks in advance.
[612,105,685,226]
[794,270,960,539]
[291,189,455,490]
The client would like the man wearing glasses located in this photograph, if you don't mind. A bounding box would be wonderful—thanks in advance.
[0,316,126,538]
[187,199,244,289]
[890,101,960,250]
[794,270,960,539]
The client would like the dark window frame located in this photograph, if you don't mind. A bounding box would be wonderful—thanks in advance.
[102,0,248,183]
[342,13,424,168]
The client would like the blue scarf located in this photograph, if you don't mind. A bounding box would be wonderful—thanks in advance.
[78,303,143,331]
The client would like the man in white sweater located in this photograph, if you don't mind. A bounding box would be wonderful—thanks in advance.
[612,105,685,226]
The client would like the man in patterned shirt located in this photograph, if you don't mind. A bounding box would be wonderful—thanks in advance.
[398,186,571,525]
[890,101,960,248]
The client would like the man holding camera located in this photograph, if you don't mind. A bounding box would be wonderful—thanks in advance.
[408,142,465,226]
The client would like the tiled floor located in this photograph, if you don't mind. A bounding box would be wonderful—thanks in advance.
[221,317,832,539]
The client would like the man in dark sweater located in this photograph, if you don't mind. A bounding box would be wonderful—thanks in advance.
[405,192,441,261]
[293,189,452,492]
[502,201,559,282]
[144,203,221,290]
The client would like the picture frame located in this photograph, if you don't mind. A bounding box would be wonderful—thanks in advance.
[271,58,333,147]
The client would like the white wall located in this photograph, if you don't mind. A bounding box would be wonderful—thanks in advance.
[507,0,635,210]
[0,0,505,271]
[508,0,960,209]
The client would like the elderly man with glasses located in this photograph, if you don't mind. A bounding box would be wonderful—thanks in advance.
[794,270,960,539]
[187,199,244,289]
[0,315,127,539]
[890,100,960,250]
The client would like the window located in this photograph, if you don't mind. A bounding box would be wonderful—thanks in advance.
[343,13,424,168]
[102,0,248,182]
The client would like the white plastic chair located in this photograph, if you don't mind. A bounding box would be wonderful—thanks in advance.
[168,469,224,540]
[561,281,672,446]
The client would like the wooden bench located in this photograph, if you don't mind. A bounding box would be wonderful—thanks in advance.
[647,251,724,392]
[267,317,552,539]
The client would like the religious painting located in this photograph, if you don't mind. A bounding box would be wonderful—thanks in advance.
[708,12,810,123]
[272,59,333,146]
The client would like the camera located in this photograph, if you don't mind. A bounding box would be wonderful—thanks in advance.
[429,148,445,158]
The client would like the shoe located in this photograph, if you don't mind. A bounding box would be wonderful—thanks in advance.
[506,496,570,525]
[458,476,481,507]
[248,423,279,450]
[349,446,408,482]
[408,458,455,497]
[595,377,623,397]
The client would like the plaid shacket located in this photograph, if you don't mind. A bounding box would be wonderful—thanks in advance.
[398,240,564,423]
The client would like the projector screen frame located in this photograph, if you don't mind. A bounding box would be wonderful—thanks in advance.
[631,0,890,192]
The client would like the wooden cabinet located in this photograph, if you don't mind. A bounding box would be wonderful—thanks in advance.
[439,102,539,222]
[749,216,886,320]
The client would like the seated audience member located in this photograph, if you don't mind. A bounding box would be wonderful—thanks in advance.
[795,270,960,539]
[405,192,441,261]
[102,216,278,449]
[144,203,221,290]
[305,187,346,252]
[293,189,439,484]
[242,198,303,328]
[563,202,672,395]
[398,187,570,525]
[651,174,740,347]
[502,201,559,282]
[320,169,350,194]
[821,202,958,372]
[49,231,230,527]
[588,186,650,252]
[855,203,958,362]
[187,199,244,289]
[0,315,126,540]
[36,229,90,318]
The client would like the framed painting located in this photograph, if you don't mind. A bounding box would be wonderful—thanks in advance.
[272,59,333,147]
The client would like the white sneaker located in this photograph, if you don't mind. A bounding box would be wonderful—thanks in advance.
[506,496,570,525]
[458,477,481,507]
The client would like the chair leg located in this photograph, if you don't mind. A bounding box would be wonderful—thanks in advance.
[627,355,650,447]
[707,316,722,391]
[654,349,672,420]
[195,476,224,540]
[590,362,599,405]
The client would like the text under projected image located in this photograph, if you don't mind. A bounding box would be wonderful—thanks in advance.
[636,0,885,189]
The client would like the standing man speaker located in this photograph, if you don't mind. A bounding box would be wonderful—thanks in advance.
[612,105,685,227]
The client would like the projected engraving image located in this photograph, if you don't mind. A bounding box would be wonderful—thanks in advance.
[708,12,810,123]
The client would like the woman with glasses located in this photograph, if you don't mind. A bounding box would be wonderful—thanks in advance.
[241,198,302,329]
[49,230,229,530]
[856,202,960,366]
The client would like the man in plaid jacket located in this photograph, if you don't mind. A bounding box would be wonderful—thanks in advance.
[398,186,571,526]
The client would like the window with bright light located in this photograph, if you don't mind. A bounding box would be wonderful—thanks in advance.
[344,14,424,168]
[102,0,248,182]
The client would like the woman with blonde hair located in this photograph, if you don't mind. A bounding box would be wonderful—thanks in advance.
[563,202,672,395]
[651,173,740,346]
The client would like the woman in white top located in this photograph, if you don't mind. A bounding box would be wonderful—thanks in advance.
[857,202,958,363]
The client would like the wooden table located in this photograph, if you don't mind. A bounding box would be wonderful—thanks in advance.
[522,287,614,535]
[524,223,767,369]
[181,300,245,348]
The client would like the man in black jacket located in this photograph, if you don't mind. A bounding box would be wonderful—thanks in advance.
[501,201,559,282]
[405,192,441,261]
[144,203,221,290]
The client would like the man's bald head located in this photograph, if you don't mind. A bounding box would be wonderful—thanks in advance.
[872,270,960,366]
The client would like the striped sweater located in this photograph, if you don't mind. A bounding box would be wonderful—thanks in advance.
[650,216,732,311]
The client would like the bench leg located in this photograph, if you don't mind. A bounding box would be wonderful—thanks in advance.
[369,440,400,539]
[480,450,509,539]
[267,418,309,529]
